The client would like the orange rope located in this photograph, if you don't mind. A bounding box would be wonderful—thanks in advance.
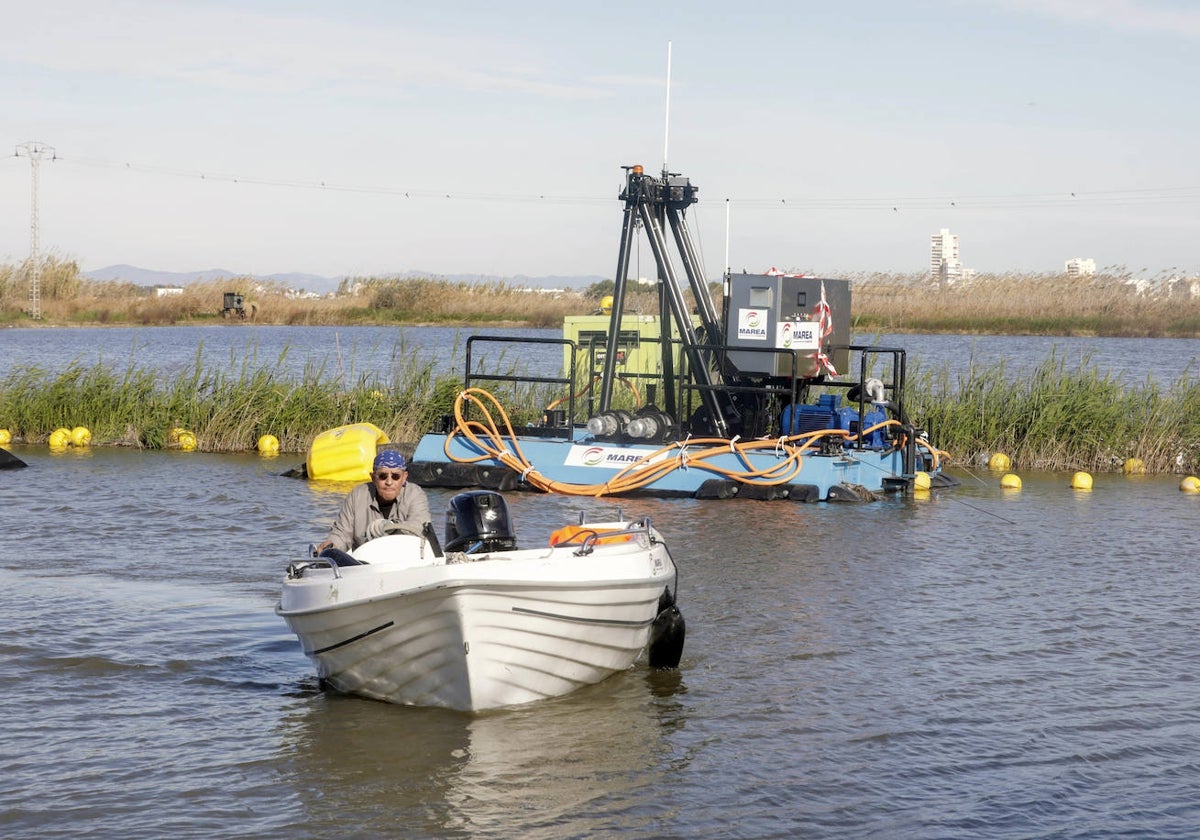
[443,388,949,496]
[444,387,871,497]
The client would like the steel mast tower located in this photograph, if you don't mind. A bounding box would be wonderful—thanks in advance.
[15,141,55,320]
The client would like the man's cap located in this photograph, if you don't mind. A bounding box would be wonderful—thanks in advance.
[373,449,407,471]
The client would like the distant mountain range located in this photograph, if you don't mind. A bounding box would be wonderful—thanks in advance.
[83,265,606,295]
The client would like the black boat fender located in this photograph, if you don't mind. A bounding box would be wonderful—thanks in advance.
[826,482,880,502]
[695,478,738,499]
[0,447,26,470]
[648,586,685,669]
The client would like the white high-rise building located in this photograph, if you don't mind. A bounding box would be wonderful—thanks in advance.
[1065,258,1096,277]
[931,228,961,283]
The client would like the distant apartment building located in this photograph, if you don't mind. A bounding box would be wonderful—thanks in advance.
[1065,257,1096,277]
[930,228,961,284]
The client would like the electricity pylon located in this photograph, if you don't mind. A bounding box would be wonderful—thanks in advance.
[14,142,55,320]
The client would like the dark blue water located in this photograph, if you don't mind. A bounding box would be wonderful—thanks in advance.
[0,324,561,385]
[2,325,1198,388]
[4,326,1200,837]
[2,445,1199,838]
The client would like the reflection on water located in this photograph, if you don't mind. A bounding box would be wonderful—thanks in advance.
[276,668,690,838]
[275,698,473,837]
[4,447,1200,837]
[444,676,684,839]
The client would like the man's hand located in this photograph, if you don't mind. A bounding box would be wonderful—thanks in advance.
[367,519,399,539]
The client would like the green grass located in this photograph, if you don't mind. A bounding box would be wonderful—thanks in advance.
[4,343,1200,474]
[907,350,1200,473]
[0,344,471,453]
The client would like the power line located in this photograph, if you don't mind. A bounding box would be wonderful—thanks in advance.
[47,152,1200,213]
[54,154,611,206]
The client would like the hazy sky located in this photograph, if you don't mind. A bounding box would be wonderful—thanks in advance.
[2,0,1197,281]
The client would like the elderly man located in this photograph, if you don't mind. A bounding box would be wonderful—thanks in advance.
[316,449,431,554]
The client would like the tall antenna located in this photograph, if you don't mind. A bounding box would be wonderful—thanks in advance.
[15,141,55,320]
[724,198,731,278]
[663,41,672,173]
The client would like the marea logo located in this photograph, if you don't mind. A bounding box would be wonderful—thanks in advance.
[582,446,605,466]
[746,310,762,328]
[780,322,793,348]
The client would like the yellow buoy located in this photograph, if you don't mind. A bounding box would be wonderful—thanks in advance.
[913,471,931,491]
[0,429,10,446]
[307,422,390,482]
[1000,473,1022,490]
[987,452,1011,471]
[1070,471,1093,490]
[48,428,70,450]
[71,426,92,447]
[1180,476,1200,494]
[257,434,280,456]
[1122,457,1145,475]
[178,431,197,452]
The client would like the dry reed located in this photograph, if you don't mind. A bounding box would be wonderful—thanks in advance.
[851,269,1200,337]
[7,258,1199,336]
[6,259,1200,473]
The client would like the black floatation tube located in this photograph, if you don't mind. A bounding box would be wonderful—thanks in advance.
[0,448,26,470]
[648,586,685,669]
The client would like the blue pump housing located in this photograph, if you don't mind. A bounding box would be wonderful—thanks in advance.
[782,394,890,448]
[851,407,889,448]
[781,393,842,435]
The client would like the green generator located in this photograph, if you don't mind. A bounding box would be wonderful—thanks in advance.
[563,313,699,379]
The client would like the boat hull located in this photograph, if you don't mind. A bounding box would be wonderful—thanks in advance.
[277,531,675,711]
[410,428,930,500]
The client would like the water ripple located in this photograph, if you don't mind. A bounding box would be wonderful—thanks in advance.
[4,450,1200,837]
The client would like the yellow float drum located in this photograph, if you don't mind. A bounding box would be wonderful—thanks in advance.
[306,423,390,482]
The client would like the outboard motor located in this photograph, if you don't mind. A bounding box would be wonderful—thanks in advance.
[443,490,518,553]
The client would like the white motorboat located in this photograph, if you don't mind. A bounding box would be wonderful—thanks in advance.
[277,490,684,712]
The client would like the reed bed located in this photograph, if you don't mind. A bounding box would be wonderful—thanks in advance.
[5,259,1200,473]
[0,260,601,328]
[907,351,1200,474]
[6,259,1200,336]
[0,350,451,454]
[851,270,1200,337]
[5,345,1200,474]
[0,331,565,455]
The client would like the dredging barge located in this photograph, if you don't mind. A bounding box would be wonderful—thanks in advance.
[407,164,955,501]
